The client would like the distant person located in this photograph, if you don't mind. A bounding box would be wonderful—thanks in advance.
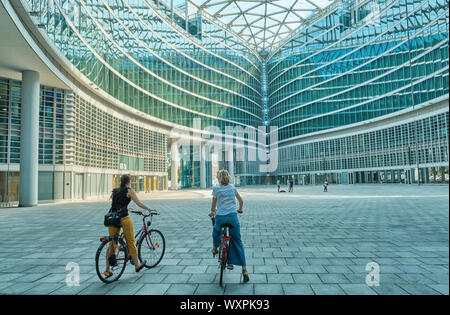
[209,170,249,283]
[277,178,281,192]
[323,179,328,192]
[289,178,294,192]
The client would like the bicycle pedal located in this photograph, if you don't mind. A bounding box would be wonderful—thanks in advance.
[226,265,234,270]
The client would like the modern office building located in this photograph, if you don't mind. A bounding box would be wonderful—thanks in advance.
[0,0,448,205]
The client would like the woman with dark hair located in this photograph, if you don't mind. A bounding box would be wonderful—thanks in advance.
[104,174,153,277]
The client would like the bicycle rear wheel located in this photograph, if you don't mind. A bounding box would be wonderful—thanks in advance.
[137,229,165,269]
[95,236,127,284]
[219,246,227,286]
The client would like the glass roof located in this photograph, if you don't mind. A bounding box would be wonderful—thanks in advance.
[187,0,335,53]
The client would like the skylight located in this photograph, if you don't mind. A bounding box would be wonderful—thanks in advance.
[187,0,335,53]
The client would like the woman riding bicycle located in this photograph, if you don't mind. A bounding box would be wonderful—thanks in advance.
[209,170,249,283]
[104,174,153,277]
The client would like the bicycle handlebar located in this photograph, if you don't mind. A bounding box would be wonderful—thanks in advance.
[130,209,159,216]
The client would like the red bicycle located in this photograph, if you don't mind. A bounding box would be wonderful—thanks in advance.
[95,209,165,283]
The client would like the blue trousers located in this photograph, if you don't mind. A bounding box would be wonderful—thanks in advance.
[212,213,246,266]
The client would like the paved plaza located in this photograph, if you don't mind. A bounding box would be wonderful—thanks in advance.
[0,184,448,295]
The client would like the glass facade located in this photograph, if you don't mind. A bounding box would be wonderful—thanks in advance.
[0,78,167,203]
[266,0,449,181]
[0,0,448,206]
[274,111,449,184]
[24,0,262,131]
[268,0,448,142]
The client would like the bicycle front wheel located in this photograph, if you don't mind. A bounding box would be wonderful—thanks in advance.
[95,237,127,284]
[138,229,165,268]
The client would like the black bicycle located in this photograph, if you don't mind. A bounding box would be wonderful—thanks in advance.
[95,209,165,284]
[211,216,234,286]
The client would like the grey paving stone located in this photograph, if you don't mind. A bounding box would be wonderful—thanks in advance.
[194,284,225,295]
[395,265,431,273]
[165,284,198,295]
[254,265,278,274]
[371,284,409,295]
[427,284,449,295]
[13,273,51,283]
[224,284,254,295]
[107,283,145,295]
[318,274,351,284]
[339,284,377,295]
[78,282,117,295]
[324,266,352,273]
[182,266,208,274]
[244,273,267,284]
[398,284,442,295]
[163,274,191,284]
[0,282,39,294]
[292,274,322,284]
[178,259,203,266]
[276,266,302,273]
[159,266,186,273]
[266,274,294,284]
[34,273,67,283]
[264,258,287,265]
[282,284,314,295]
[423,273,449,284]
[419,265,449,273]
[396,273,439,285]
[159,258,181,266]
[135,283,171,295]
[254,284,284,295]
[285,258,309,265]
[311,284,346,295]
[327,258,354,266]
[50,284,90,295]
[301,265,327,273]
[0,273,25,282]
[187,274,217,284]
[139,273,167,283]
[22,283,66,295]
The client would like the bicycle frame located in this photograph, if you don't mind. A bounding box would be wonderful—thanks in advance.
[135,214,158,251]
[100,213,157,257]
[218,227,231,263]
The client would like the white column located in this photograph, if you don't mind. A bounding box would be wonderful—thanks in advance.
[170,140,179,190]
[227,148,234,184]
[19,70,40,207]
[200,142,206,189]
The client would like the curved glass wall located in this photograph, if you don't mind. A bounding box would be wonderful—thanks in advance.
[268,0,449,143]
[24,0,263,131]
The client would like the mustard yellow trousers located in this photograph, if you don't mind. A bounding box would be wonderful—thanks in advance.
[107,215,138,257]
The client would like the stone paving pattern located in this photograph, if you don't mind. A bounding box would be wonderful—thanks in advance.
[0,184,448,295]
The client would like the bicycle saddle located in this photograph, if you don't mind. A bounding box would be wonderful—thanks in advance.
[220,223,234,229]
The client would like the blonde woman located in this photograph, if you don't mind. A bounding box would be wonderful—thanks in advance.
[208,170,249,282]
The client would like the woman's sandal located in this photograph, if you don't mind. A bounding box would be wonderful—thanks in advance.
[103,270,113,278]
[135,260,147,273]
[242,270,250,283]
[212,247,218,256]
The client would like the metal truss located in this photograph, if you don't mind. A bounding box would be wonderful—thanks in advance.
[188,0,334,53]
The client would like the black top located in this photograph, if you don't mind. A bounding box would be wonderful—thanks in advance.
[111,186,131,217]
